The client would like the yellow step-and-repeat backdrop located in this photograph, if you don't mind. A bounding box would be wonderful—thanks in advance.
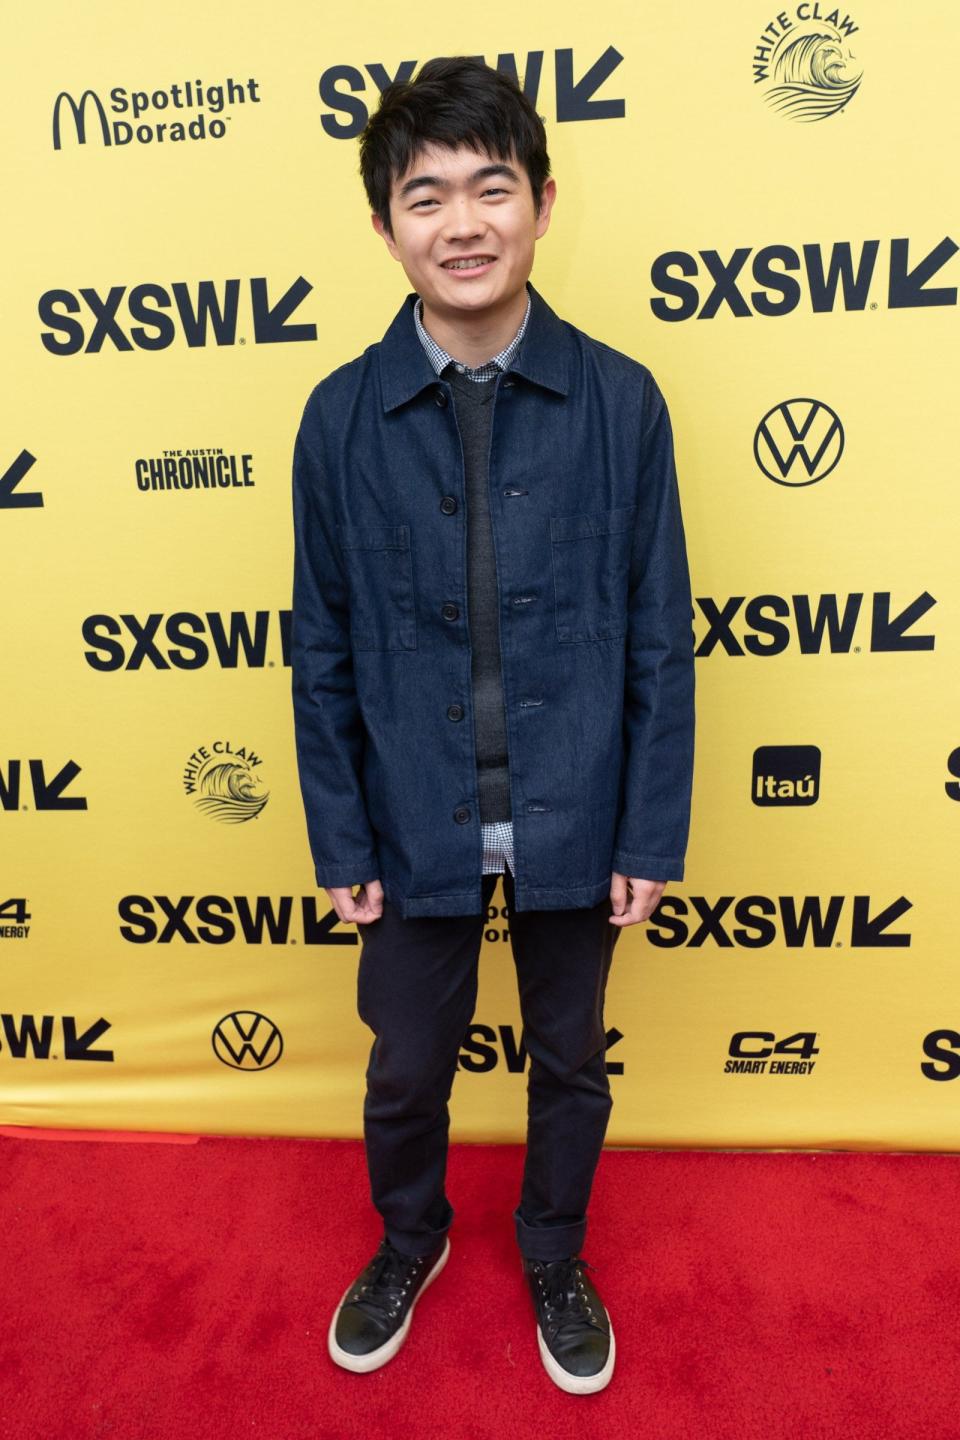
[3,0,959,1147]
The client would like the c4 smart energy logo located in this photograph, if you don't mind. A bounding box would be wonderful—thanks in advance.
[182,739,269,823]
[754,400,843,486]
[52,79,261,150]
[725,1031,819,1075]
[752,7,861,121]
[212,1012,283,1070]
[0,899,31,941]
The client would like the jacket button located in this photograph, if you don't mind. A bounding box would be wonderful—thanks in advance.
[453,806,471,824]
[447,704,464,721]
[441,602,459,622]
[434,389,448,408]
[440,496,457,515]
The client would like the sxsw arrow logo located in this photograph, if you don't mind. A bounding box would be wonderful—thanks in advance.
[318,47,624,139]
[0,760,88,811]
[0,450,42,509]
[39,277,318,355]
[652,236,958,320]
[0,1014,113,1061]
[888,237,959,308]
[646,895,913,948]
[695,591,936,656]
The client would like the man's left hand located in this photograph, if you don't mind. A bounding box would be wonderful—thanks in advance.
[608,872,665,927]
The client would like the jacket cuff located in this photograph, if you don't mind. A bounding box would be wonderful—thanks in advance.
[611,848,685,882]
[314,859,379,889]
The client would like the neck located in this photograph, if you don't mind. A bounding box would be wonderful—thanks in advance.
[420,286,528,369]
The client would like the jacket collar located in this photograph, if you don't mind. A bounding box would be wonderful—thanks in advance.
[378,281,572,412]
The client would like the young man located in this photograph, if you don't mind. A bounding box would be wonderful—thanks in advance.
[290,57,695,1394]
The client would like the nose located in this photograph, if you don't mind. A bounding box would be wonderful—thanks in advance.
[442,196,486,244]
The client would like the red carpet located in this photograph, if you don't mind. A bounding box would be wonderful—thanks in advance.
[2,1134,959,1440]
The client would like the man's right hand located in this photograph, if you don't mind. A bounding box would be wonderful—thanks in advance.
[326,878,385,925]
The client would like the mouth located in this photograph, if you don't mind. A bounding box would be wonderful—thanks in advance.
[440,255,497,273]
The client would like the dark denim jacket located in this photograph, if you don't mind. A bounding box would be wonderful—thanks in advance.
[290,282,695,917]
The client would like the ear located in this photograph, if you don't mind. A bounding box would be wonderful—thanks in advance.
[534,178,557,241]
[371,211,401,261]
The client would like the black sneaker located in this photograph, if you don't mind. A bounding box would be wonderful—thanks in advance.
[522,1254,615,1394]
[327,1236,450,1373]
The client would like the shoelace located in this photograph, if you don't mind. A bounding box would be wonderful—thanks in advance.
[348,1242,423,1326]
[536,1256,606,1339]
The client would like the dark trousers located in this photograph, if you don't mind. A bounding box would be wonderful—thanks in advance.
[356,866,622,1262]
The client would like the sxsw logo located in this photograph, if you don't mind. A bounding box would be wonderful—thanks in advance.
[945,748,960,802]
[0,450,42,509]
[695,592,936,656]
[118,894,358,946]
[921,1032,960,1082]
[319,48,625,138]
[647,895,912,948]
[458,1023,625,1075]
[0,1015,113,1061]
[754,399,843,486]
[650,237,958,320]
[83,611,292,670]
[1,760,87,811]
[39,278,317,354]
[752,746,821,806]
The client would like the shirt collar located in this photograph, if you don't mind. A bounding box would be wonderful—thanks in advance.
[377,281,572,413]
[413,292,530,380]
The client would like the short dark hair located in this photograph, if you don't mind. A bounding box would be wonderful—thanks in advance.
[359,56,551,237]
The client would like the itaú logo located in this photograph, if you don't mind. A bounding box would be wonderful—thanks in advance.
[212,1011,283,1070]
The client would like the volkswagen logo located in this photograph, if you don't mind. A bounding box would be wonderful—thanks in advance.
[212,1010,283,1070]
[754,398,844,486]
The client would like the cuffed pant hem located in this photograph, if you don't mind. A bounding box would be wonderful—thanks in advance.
[514,1206,587,1262]
[384,1207,454,1259]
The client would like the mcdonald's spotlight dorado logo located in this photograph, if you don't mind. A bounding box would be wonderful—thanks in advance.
[752,7,862,122]
[52,79,261,150]
[754,399,844,485]
[182,738,269,823]
[212,1011,283,1070]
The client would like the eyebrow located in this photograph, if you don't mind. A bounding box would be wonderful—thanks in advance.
[397,162,522,200]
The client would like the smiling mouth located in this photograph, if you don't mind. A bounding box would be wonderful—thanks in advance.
[441,256,496,270]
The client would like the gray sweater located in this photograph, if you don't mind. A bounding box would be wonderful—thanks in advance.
[447,364,512,823]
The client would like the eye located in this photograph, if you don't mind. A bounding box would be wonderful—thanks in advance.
[482,187,508,197]
[410,198,439,209]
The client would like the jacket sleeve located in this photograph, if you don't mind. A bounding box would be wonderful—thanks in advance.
[611,376,696,882]
[290,404,379,889]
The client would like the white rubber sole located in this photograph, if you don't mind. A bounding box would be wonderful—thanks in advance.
[327,1236,451,1374]
[536,1318,616,1394]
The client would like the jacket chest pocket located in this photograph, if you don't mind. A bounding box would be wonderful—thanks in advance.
[336,522,418,651]
[550,505,637,643]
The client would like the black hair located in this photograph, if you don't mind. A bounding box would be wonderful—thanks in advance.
[359,56,551,237]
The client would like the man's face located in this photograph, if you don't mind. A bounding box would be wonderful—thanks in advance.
[372,141,556,319]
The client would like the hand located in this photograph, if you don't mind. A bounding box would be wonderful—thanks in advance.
[608,872,665,927]
[326,878,385,925]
